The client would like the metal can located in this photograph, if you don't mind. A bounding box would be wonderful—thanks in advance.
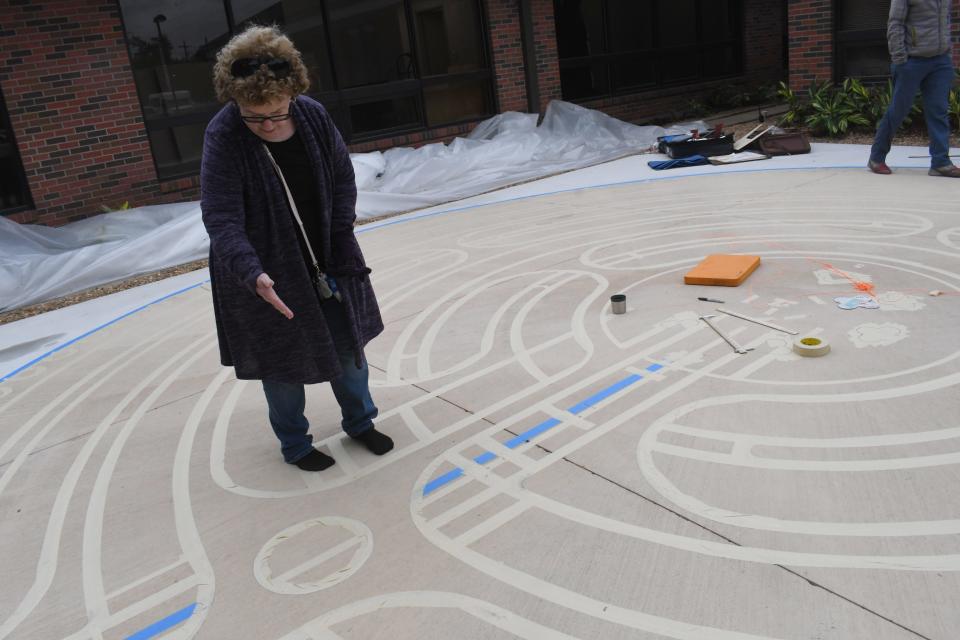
[610,294,626,315]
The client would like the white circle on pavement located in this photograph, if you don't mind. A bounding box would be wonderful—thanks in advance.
[254,516,373,595]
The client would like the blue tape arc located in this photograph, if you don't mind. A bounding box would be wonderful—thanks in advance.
[0,280,209,384]
[505,418,562,449]
[474,451,497,465]
[420,363,668,496]
[124,602,197,640]
[422,467,465,496]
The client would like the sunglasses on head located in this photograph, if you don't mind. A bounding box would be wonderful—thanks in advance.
[230,57,291,79]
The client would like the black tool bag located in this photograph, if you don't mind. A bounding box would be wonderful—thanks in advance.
[658,134,735,159]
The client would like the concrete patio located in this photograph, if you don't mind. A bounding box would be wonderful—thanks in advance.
[2,145,959,639]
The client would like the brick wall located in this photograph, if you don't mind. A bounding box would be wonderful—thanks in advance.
[0,0,198,226]
[530,0,562,112]
[484,0,528,113]
[787,0,833,88]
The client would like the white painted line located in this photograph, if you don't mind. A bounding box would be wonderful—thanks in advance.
[275,538,363,583]
[419,473,475,507]
[326,438,360,477]
[538,403,594,430]
[399,406,433,440]
[0,314,209,639]
[455,502,530,547]
[281,591,582,640]
[105,558,187,601]
[474,434,532,469]
[83,338,216,633]
[104,575,198,630]
[254,518,373,595]
[429,487,500,529]
[168,366,231,639]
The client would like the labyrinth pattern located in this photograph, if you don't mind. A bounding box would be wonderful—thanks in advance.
[2,169,959,639]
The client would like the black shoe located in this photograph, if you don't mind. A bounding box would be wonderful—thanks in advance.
[292,449,336,471]
[351,428,394,455]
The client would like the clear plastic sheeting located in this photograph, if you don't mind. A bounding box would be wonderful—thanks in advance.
[1,203,207,312]
[0,101,705,312]
[354,100,705,217]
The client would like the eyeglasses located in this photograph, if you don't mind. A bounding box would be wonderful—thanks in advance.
[240,103,293,124]
[230,56,291,79]
[240,113,293,124]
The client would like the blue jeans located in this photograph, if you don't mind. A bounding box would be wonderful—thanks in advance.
[261,300,378,463]
[870,53,954,169]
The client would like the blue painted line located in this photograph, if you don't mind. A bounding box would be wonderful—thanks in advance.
[124,602,196,640]
[566,374,642,414]
[562,363,660,414]
[473,451,497,465]
[423,467,464,496]
[0,280,209,384]
[421,363,668,496]
[504,418,562,449]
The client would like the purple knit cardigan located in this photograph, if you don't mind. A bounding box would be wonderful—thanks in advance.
[200,95,383,384]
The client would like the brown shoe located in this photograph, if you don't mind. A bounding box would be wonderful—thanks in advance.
[868,160,892,174]
[929,164,960,177]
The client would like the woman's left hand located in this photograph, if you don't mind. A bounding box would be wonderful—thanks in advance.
[256,272,294,319]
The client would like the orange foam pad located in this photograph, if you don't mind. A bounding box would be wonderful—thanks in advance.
[684,254,761,286]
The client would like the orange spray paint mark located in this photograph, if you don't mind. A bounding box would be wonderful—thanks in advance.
[816,261,877,298]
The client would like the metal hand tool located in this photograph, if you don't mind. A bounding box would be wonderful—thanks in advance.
[714,307,798,335]
[699,314,754,355]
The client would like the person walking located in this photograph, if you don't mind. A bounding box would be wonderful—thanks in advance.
[868,0,960,177]
[200,25,393,471]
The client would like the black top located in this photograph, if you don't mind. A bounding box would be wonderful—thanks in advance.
[265,129,325,271]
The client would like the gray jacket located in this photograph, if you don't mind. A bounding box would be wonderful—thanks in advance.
[887,0,951,64]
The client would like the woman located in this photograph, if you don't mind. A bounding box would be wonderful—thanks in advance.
[200,25,392,471]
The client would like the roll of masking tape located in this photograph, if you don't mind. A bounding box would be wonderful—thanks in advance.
[793,336,830,357]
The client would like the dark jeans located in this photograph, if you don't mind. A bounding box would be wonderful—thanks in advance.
[870,53,954,169]
[261,299,378,463]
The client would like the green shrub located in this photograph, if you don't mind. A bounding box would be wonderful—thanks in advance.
[100,201,131,213]
[804,83,870,136]
[948,87,960,131]
[775,77,949,137]
[776,80,807,126]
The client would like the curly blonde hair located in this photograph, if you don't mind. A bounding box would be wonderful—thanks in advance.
[212,25,310,105]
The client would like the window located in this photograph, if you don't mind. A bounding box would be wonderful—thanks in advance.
[0,86,32,215]
[118,0,493,179]
[835,0,891,82]
[554,0,743,101]
[119,2,230,178]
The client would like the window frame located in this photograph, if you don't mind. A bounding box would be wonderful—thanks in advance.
[554,0,745,101]
[834,0,892,84]
[118,0,496,180]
